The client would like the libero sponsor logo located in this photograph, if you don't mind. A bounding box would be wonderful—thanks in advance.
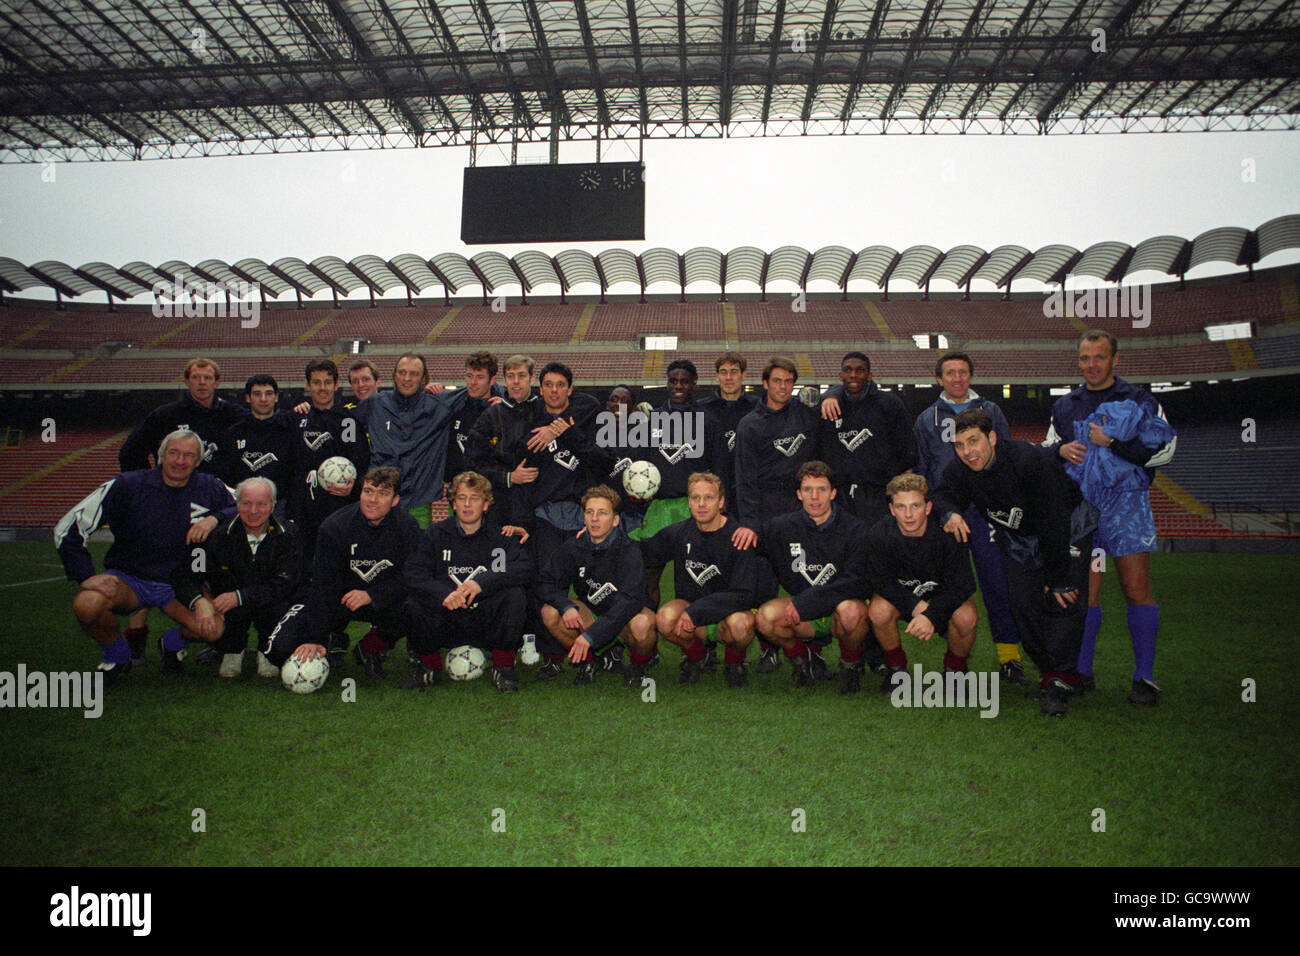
[0,664,102,718]
[887,665,999,719]
[50,886,151,936]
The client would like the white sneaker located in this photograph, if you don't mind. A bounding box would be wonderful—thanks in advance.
[219,653,243,679]
[256,652,280,679]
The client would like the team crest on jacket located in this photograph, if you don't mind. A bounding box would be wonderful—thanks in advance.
[773,434,806,457]
[350,559,394,583]
[900,578,939,597]
[658,442,697,465]
[836,427,873,451]
[241,451,278,471]
[986,507,1025,530]
[685,560,721,586]
[789,543,836,586]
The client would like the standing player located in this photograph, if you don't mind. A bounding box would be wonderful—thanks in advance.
[118,358,246,473]
[933,409,1092,716]
[346,359,380,404]
[640,472,760,688]
[443,352,504,486]
[288,359,369,534]
[171,476,301,679]
[55,429,235,686]
[699,351,758,514]
[731,357,821,529]
[216,374,296,510]
[1045,330,1176,705]
[536,485,657,686]
[914,351,1028,685]
[401,471,532,692]
[866,474,978,691]
[816,352,918,525]
[743,462,871,692]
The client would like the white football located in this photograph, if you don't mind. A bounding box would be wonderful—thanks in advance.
[622,460,661,502]
[446,645,487,681]
[317,455,356,489]
[281,654,329,694]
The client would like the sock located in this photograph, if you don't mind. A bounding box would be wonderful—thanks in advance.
[1127,604,1159,683]
[124,626,148,656]
[544,653,564,662]
[419,651,443,671]
[162,627,186,652]
[784,639,806,659]
[840,643,862,664]
[361,630,389,654]
[884,646,907,669]
[102,637,130,665]
[492,649,516,669]
[943,650,968,673]
[684,637,706,662]
[1078,606,1103,674]
[724,645,746,665]
[758,637,777,652]
[996,641,1021,665]
[630,647,654,666]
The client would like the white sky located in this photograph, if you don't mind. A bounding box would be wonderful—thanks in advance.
[0,129,1297,301]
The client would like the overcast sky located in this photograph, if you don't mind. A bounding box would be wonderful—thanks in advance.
[1,129,1297,301]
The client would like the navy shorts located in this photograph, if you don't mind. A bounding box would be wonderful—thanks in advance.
[105,570,176,609]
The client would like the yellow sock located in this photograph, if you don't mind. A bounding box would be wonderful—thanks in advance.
[996,642,1021,665]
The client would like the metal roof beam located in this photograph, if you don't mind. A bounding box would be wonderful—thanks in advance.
[319,0,426,139]
[760,0,787,124]
[880,0,941,121]
[573,0,613,130]
[919,0,994,123]
[839,0,890,122]
[800,0,839,123]
[1036,0,1152,128]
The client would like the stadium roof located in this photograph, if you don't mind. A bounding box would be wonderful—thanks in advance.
[1,213,1295,306]
[0,1,1297,163]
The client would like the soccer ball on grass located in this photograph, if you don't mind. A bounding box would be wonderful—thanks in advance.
[281,654,330,694]
[445,645,487,681]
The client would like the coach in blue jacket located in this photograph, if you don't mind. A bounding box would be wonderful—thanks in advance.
[914,351,1028,685]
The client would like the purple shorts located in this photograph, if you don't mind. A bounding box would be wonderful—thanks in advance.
[106,570,176,610]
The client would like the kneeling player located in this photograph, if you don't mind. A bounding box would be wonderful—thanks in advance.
[266,467,419,678]
[641,472,758,687]
[866,474,978,692]
[537,485,656,686]
[400,472,533,692]
[742,461,871,692]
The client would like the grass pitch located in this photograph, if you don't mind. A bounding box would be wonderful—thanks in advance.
[1,542,1297,866]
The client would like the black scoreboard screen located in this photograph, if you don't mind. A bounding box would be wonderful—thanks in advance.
[460,161,645,244]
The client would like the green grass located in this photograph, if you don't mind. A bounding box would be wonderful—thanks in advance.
[1,543,1297,865]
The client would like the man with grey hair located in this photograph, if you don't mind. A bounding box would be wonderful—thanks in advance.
[172,475,303,679]
[56,429,236,687]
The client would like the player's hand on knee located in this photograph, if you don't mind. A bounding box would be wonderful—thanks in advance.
[561,608,583,631]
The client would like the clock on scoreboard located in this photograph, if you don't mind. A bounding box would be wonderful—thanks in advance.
[461,161,645,244]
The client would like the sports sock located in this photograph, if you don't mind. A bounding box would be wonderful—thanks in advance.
[943,650,968,673]
[1078,606,1103,674]
[629,647,654,666]
[419,651,443,671]
[684,637,706,661]
[995,641,1021,665]
[884,646,906,669]
[544,653,564,662]
[162,627,186,652]
[361,629,389,654]
[723,645,746,665]
[102,637,130,665]
[1127,604,1159,682]
[492,649,516,669]
[840,643,863,664]
[785,639,806,659]
[124,626,148,656]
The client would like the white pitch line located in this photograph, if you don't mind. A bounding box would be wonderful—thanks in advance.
[0,575,66,589]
